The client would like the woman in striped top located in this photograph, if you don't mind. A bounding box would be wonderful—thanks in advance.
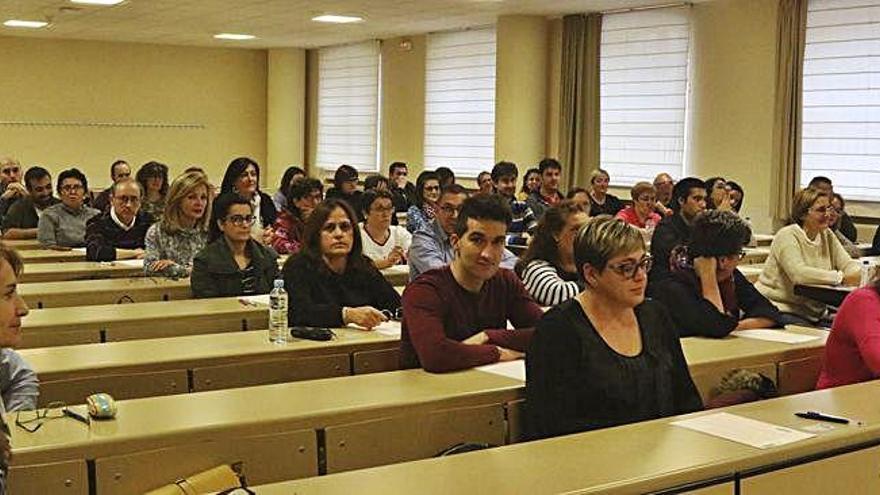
[515,200,589,306]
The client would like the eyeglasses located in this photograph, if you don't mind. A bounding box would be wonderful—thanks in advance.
[15,401,89,433]
[606,254,653,279]
[225,214,256,226]
[60,184,84,193]
[114,195,141,205]
[381,308,404,321]
[439,204,463,216]
[811,206,831,214]
[322,221,353,233]
[370,205,394,214]
[424,185,440,192]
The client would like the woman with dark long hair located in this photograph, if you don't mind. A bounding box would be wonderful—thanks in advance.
[405,171,441,234]
[135,161,169,223]
[220,156,277,242]
[272,166,305,211]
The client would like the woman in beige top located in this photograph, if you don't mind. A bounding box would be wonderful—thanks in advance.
[755,187,860,324]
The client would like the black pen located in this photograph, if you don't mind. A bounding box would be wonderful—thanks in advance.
[795,411,851,424]
[63,408,90,426]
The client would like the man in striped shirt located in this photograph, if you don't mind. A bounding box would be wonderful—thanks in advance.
[491,161,537,246]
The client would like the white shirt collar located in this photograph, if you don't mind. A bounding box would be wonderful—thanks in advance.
[110,207,136,231]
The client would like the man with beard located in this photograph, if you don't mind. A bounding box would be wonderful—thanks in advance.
[1,166,60,239]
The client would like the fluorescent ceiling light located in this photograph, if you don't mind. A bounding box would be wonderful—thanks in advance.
[3,19,49,28]
[312,14,363,24]
[70,0,125,5]
[213,33,256,40]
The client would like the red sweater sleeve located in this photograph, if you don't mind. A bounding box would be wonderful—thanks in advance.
[847,289,880,375]
[402,279,501,373]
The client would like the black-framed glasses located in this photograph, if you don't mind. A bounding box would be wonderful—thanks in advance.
[381,308,404,321]
[225,214,256,226]
[321,221,353,233]
[439,205,463,216]
[60,184,84,193]
[606,254,653,279]
[15,402,66,433]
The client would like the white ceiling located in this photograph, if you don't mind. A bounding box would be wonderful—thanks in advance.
[0,0,706,49]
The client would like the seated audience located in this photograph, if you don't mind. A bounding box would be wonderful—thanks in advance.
[653,173,675,216]
[272,166,305,211]
[405,171,440,234]
[649,177,707,289]
[828,193,861,258]
[816,275,880,389]
[283,199,401,329]
[37,168,100,249]
[491,161,537,245]
[435,166,456,188]
[364,174,389,192]
[136,161,170,223]
[516,200,588,306]
[2,166,59,239]
[388,161,416,213]
[652,210,783,337]
[409,184,517,281]
[144,171,212,278]
[92,159,131,212]
[566,187,591,212]
[705,177,733,211]
[359,190,411,269]
[401,194,543,372]
[477,171,493,194]
[615,182,662,233]
[271,177,322,255]
[191,193,279,298]
[756,187,860,324]
[588,168,624,217]
[221,157,277,242]
[519,167,541,202]
[810,176,857,242]
[728,181,744,213]
[527,158,565,220]
[0,244,38,412]
[85,178,152,261]
[526,216,702,440]
[0,157,27,218]
[325,164,364,222]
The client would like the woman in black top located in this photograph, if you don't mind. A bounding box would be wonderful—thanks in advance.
[526,216,702,440]
[191,193,279,298]
[220,157,277,241]
[651,210,783,338]
[588,169,624,217]
[325,165,364,222]
[283,198,401,329]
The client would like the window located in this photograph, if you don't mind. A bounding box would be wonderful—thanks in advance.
[801,0,880,201]
[599,8,691,186]
[424,27,496,178]
[316,41,380,172]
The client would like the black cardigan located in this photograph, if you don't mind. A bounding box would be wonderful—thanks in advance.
[282,253,401,327]
[651,269,784,338]
[525,299,702,440]
[190,238,279,298]
[649,213,692,290]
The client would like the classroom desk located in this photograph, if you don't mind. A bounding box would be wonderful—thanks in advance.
[381,264,409,286]
[1,239,42,250]
[255,379,880,495]
[750,233,774,247]
[794,283,855,308]
[742,247,770,265]
[20,277,192,308]
[19,261,144,283]
[20,248,87,263]
[19,296,268,348]
[23,328,399,405]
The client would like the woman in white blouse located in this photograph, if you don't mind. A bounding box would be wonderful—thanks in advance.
[359,190,412,270]
[756,187,860,324]
[515,200,589,306]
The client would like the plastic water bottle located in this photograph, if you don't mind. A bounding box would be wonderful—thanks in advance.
[859,260,875,287]
[269,279,288,344]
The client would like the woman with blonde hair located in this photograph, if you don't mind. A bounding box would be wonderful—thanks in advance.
[144,171,213,278]
[756,187,861,324]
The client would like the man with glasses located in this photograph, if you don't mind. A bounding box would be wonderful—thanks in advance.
[388,161,416,213]
[0,157,27,220]
[37,168,100,249]
[1,167,60,240]
[401,194,543,372]
[92,159,131,213]
[649,177,707,290]
[84,178,152,261]
[651,210,783,338]
[409,184,517,281]
[653,173,675,217]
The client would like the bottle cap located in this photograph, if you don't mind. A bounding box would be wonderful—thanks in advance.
[274,279,284,288]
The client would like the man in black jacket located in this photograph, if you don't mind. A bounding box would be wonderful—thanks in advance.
[648,177,706,292]
[85,178,152,261]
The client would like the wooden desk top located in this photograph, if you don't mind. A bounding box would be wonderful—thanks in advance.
[19,277,192,308]
[1,239,41,250]
[256,379,880,495]
[24,328,397,381]
[9,368,524,465]
[20,249,87,263]
[682,326,827,375]
[381,265,409,286]
[742,247,770,265]
[794,283,855,307]
[19,261,144,283]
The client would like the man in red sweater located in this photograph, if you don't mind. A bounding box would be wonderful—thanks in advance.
[400,194,544,373]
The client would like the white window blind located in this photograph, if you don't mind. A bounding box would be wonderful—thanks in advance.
[599,8,690,186]
[316,41,380,172]
[801,0,880,201]
[424,27,496,178]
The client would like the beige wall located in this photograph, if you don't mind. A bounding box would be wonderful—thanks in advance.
[381,36,427,177]
[689,0,780,233]
[545,18,563,162]
[0,36,267,189]
[495,16,549,175]
[267,48,306,192]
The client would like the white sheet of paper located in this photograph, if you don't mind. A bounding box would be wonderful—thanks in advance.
[114,259,145,267]
[383,265,409,275]
[476,360,526,382]
[671,412,815,449]
[71,247,87,253]
[731,329,822,344]
[239,294,270,306]
[372,320,402,337]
